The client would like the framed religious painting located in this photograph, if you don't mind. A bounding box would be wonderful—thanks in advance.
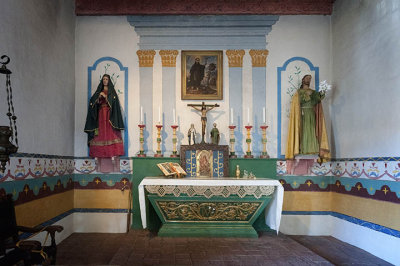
[181,50,223,100]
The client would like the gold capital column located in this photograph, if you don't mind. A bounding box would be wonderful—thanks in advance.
[249,49,269,67]
[136,50,156,156]
[226,50,245,67]
[137,50,156,67]
[249,49,269,158]
[226,50,245,157]
[159,50,179,157]
[159,50,179,67]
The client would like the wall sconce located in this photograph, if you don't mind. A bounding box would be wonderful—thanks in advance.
[0,55,18,173]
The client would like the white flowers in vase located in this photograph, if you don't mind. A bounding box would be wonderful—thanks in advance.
[319,80,332,94]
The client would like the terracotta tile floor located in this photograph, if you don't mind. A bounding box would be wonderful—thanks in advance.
[56,230,391,265]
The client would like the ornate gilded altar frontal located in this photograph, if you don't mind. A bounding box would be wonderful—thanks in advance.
[145,184,274,237]
[157,201,261,222]
[145,185,275,199]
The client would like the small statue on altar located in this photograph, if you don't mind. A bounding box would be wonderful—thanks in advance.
[210,123,220,145]
[187,123,197,145]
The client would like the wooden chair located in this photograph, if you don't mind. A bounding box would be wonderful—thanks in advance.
[0,194,63,266]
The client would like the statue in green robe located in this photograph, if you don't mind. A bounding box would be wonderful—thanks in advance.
[210,123,220,145]
[286,74,330,161]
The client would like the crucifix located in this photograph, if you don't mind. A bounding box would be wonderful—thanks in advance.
[188,102,219,144]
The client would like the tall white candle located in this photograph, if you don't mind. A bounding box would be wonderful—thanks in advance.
[247,108,250,125]
[140,106,143,124]
[263,107,266,124]
[173,108,176,124]
[230,108,233,124]
[158,106,161,124]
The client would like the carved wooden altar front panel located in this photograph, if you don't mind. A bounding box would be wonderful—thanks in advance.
[157,201,261,222]
[139,177,284,238]
[146,186,273,237]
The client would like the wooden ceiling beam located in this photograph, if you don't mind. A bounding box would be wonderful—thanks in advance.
[75,0,334,16]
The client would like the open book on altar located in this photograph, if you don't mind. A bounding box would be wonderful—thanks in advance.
[157,162,187,177]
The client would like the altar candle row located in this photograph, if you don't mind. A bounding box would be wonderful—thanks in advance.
[139,106,268,125]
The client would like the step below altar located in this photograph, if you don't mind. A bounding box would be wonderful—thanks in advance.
[138,177,283,238]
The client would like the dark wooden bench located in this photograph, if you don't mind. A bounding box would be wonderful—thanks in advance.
[0,194,63,265]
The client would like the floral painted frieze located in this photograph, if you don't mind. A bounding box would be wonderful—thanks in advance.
[277,159,400,181]
[0,157,74,182]
[74,158,132,175]
[1,155,132,182]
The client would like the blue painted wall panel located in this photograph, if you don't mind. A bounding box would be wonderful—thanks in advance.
[139,67,153,154]
[162,67,176,154]
[252,67,266,156]
[229,67,243,156]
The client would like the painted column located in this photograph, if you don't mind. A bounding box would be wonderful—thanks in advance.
[159,50,178,156]
[249,49,269,156]
[136,50,156,156]
[226,50,245,157]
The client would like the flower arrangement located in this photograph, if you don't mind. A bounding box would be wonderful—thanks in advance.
[319,80,332,94]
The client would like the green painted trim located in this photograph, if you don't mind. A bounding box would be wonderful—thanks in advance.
[158,223,258,238]
[229,158,279,179]
[0,175,74,196]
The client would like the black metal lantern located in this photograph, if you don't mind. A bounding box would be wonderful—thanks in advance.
[0,55,18,172]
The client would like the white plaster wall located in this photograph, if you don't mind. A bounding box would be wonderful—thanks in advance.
[73,213,128,233]
[266,15,332,157]
[75,15,332,157]
[281,214,400,264]
[0,0,75,155]
[74,16,140,156]
[280,214,333,235]
[30,212,127,244]
[331,0,400,158]
[30,214,74,244]
[330,216,400,265]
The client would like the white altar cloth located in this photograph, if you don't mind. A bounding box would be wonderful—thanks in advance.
[138,177,284,233]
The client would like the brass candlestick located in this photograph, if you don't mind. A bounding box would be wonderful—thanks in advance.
[170,125,179,157]
[138,124,146,157]
[155,124,163,157]
[229,125,237,158]
[244,125,253,158]
[260,125,270,158]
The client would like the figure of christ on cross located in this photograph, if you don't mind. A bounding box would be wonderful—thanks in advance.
[188,102,220,144]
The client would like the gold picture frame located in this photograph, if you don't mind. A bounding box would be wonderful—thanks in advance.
[181,50,223,100]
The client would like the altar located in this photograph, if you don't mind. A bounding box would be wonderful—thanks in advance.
[138,177,284,238]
